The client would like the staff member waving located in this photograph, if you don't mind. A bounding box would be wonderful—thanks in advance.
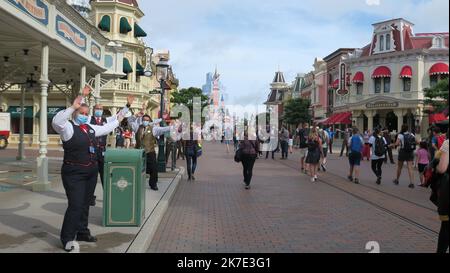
[52,87,124,252]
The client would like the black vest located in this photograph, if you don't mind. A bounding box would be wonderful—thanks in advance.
[90,116,108,150]
[63,121,98,166]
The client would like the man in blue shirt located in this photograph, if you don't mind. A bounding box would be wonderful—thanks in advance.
[325,127,335,154]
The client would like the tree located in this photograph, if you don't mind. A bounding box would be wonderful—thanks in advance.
[424,78,449,112]
[282,98,311,126]
[170,87,209,124]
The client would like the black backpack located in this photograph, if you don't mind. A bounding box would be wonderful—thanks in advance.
[374,136,386,157]
[401,133,416,153]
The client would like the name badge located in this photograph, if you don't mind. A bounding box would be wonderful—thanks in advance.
[89,146,96,154]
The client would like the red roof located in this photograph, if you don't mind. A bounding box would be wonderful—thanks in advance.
[118,0,139,7]
[400,66,413,78]
[352,72,364,83]
[372,66,392,78]
[429,113,448,124]
[429,63,449,75]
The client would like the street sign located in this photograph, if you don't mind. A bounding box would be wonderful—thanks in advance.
[149,90,161,95]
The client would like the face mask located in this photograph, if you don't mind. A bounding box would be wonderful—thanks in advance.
[94,110,103,117]
[143,121,150,127]
[76,114,89,125]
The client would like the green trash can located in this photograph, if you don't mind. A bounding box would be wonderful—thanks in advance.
[103,149,146,227]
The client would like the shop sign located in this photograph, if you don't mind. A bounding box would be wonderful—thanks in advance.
[366,101,399,109]
[56,15,87,52]
[7,0,49,25]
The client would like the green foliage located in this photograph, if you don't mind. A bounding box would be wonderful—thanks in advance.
[170,87,209,122]
[282,98,311,126]
[424,78,449,112]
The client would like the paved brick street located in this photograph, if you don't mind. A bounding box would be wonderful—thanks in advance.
[148,142,439,253]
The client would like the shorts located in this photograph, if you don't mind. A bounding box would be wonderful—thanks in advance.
[322,148,328,157]
[398,150,414,162]
[299,148,308,158]
[349,152,362,166]
[288,139,293,146]
[418,163,427,173]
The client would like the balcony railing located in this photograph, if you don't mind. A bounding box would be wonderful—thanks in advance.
[334,91,424,107]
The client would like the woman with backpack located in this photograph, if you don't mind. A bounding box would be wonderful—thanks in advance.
[369,128,387,185]
[347,127,364,184]
[239,131,260,190]
[392,124,417,189]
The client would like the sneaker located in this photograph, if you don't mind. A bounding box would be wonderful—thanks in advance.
[408,183,415,189]
[348,176,353,182]
[311,177,315,182]
[393,179,399,185]
[354,179,360,184]
[77,234,97,243]
[64,241,80,253]
[245,185,251,190]
[376,177,381,185]
[321,164,327,172]
[192,175,196,181]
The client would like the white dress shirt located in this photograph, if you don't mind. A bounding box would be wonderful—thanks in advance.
[52,107,120,142]
[127,115,170,137]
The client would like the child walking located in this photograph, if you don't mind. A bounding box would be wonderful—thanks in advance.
[416,141,430,186]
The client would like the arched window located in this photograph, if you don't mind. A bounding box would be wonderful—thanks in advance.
[98,15,111,32]
[386,34,391,50]
[379,35,384,51]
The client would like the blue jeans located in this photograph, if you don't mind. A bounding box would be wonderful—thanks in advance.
[186,148,198,178]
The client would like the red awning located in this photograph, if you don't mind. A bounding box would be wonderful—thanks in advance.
[331,79,339,89]
[429,63,449,76]
[334,112,352,124]
[429,113,448,124]
[372,66,392,78]
[399,66,413,78]
[324,112,352,125]
[352,72,364,83]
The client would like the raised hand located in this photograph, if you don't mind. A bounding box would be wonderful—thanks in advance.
[81,84,92,97]
[72,96,83,110]
[127,95,135,106]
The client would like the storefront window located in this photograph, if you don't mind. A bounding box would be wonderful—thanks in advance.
[379,35,384,51]
[11,118,33,134]
[386,34,391,50]
[374,78,382,93]
[356,83,363,95]
[403,78,411,91]
[383,77,391,93]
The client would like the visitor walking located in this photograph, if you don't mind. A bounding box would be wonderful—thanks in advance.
[319,129,329,172]
[369,128,387,185]
[415,141,430,187]
[279,126,289,159]
[362,129,371,161]
[383,129,395,164]
[348,127,363,184]
[339,126,351,157]
[298,123,310,174]
[239,132,260,190]
[392,124,417,189]
[305,127,323,182]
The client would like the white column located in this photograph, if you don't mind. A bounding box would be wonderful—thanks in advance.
[80,65,86,94]
[33,44,51,192]
[95,73,101,105]
[366,110,374,132]
[17,85,26,160]
[394,109,403,134]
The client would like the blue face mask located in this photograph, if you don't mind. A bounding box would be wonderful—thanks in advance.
[143,121,150,127]
[94,110,103,117]
[76,114,89,125]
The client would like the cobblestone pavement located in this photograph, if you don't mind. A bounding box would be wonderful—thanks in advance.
[148,142,439,253]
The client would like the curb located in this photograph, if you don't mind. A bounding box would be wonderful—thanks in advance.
[126,166,185,253]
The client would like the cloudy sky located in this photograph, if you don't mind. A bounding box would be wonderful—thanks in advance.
[139,0,449,105]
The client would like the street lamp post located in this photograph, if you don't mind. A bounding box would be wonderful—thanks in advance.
[156,58,169,173]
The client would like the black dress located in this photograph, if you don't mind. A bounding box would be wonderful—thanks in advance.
[305,138,321,164]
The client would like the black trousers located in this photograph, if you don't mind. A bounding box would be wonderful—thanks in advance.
[241,154,257,185]
[340,140,348,157]
[186,152,197,178]
[329,139,333,154]
[97,149,105,187]
[177,141,185,160]
[266,151,275,159]
[371,159,384,178]
[61,163,98,246]
[384,147,395,163]
[280,140,289,159]
[146,152,158,188]
[437,221,449,253]
[165,141,175,164]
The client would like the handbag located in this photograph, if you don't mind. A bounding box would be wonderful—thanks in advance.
[196,143,203,157]
[234,148,242,163]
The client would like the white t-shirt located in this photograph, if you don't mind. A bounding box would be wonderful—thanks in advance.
[369,135,387,160]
